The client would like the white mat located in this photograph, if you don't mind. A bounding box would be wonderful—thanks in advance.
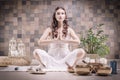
[0,65,67,72]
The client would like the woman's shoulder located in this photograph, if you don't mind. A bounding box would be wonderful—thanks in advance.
[68,27,75,32]
[45,27,52,32]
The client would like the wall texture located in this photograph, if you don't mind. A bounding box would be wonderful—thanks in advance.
[0,0,120,59]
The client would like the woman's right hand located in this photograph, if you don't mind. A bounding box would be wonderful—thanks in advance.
[54,32,61,40]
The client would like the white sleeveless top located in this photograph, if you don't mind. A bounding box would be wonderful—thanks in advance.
[48,28,72,60]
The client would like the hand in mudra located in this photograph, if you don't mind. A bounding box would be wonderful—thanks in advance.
[54,32,64,40]
[53,32,78,45]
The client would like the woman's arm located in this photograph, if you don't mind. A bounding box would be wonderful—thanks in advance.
[61,28,80,44]
[38,28,54,45]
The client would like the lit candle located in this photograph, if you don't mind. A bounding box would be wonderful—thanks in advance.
[99,58,107,64]
[90,59,95,63]
[84,57,90,63]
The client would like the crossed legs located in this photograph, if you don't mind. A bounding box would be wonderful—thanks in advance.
[33,50,46,67]
[66,48,86,68]
[73,48,86,66]
[33,48,86,69]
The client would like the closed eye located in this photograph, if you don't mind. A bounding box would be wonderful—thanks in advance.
[57,12,60,15]
[62,12,65,15]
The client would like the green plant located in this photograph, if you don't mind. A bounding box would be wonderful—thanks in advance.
[81,24,110,57]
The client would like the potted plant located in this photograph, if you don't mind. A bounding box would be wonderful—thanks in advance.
[80,24,110,58]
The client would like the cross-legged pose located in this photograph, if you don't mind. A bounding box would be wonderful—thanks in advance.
[33,7,86,70]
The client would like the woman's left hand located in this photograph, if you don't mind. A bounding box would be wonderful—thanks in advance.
[59,32,64,40]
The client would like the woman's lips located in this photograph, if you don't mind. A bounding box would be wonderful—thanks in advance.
[59,17,62,19]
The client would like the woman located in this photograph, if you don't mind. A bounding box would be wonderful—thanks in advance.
[33,7,85,70]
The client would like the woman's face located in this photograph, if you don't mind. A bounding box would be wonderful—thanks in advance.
[55,8,66,22]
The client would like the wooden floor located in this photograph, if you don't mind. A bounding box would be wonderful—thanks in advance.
[0,71,120,80]
[0,59,120,80]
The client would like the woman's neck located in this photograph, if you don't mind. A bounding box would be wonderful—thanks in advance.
[58,22,63,29]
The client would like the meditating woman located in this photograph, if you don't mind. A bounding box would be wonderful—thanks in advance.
[33,7,86,70]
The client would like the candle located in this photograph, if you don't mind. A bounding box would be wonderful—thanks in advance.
[99,58,107,64]
[90,59,95,63]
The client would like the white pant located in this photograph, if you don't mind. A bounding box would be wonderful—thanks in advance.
[33,48,85,70]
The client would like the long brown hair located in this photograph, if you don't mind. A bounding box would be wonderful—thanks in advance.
[51,7,69,39]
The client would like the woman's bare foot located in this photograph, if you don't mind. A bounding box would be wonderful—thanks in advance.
[65,62,74,73]
[40,63,46,68]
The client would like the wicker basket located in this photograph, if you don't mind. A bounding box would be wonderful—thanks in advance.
[97,67,112,76]
[0,56,11,67]
[75,65,91,75]
[0,56,30,66]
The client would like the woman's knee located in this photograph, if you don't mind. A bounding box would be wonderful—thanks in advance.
[33,49,48,58]
[77,48,86,58]
[33,49,40,57]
